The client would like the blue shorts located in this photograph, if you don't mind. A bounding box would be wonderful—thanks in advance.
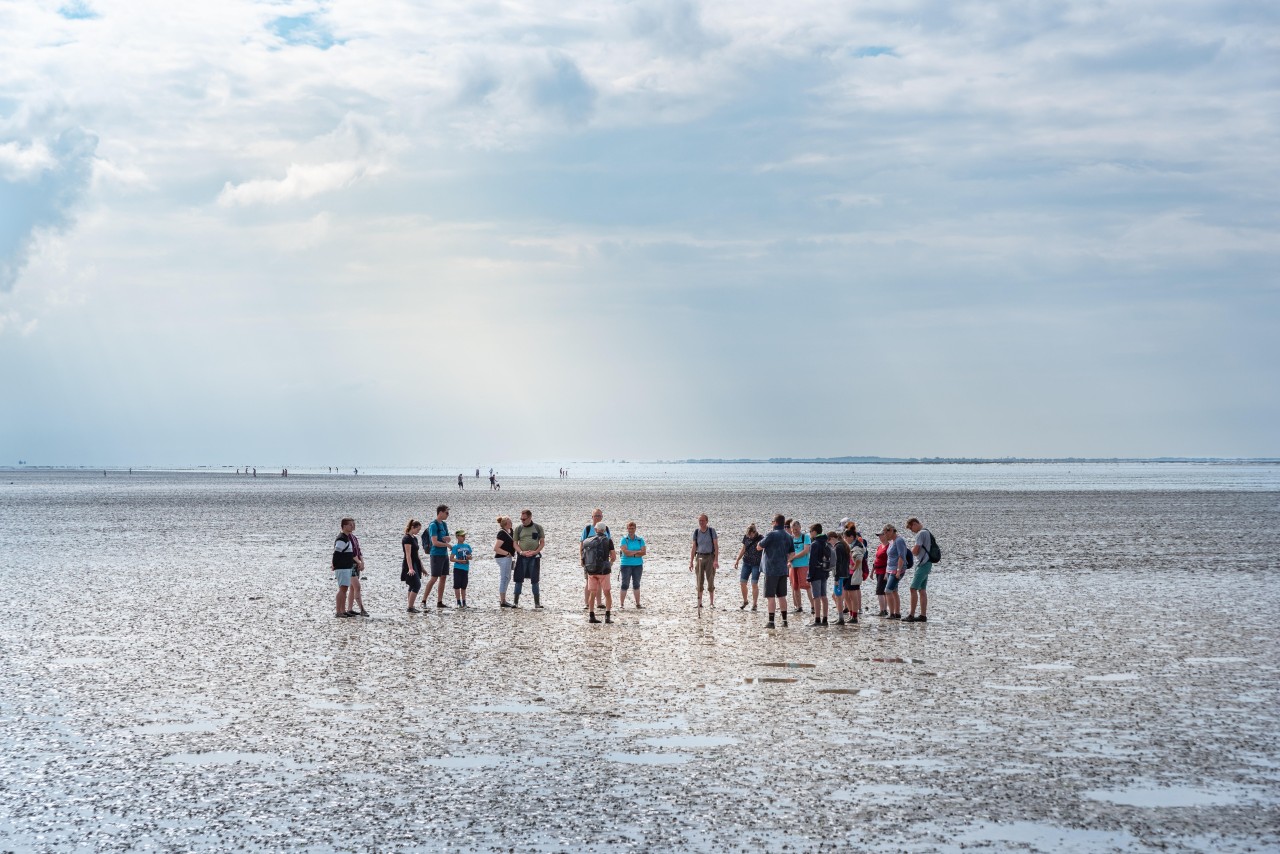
[620,564,643,589]
[334,568,352,587]
[739,563,761,583]
[885,572,901,593]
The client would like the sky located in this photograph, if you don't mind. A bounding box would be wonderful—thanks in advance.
[1,0,1277,466]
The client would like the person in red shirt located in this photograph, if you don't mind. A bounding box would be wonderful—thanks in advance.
[873,536,889,616]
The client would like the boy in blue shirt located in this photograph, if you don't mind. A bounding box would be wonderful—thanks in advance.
[451,530,473,608]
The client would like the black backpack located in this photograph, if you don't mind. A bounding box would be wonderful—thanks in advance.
[925,530,942,564]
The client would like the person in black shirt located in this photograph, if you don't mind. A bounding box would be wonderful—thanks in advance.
[333,518,357,618]
[734,524,764,610]
[402,520,424,613]
[494,516,516,608]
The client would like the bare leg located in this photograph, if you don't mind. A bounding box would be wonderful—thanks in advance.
[336,586,348,615]
[919,589,927,617]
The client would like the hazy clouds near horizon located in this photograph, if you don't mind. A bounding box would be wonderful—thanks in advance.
[2,1,1277,465]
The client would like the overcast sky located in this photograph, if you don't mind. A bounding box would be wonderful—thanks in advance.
[2,0,1277,466]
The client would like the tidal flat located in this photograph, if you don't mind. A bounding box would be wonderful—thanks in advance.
[1,466,1277,852]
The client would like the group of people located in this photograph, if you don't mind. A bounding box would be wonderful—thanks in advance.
[331,506,941,626]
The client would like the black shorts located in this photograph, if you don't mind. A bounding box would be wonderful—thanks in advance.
[453,568,469,589]
[874,575,887,595]
[404,568,422,593]
[764,575,788,599]
[430,555,450,577]
[514,554,541,584]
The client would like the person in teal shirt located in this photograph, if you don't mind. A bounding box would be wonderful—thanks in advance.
[789,519,812,614]
[617,521,647,609]
[451,531,472,608]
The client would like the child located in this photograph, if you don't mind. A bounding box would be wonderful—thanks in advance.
[806,523,831,627]
[451,530,472,607]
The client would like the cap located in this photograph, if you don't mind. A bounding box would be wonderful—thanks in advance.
[455,529,467,537]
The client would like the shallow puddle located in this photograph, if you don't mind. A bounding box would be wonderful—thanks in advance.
[642,736,738,748]
[1085,673,1138,682]
[744,677,797,684]
[1084,784,1241,807]
[424,756,506,769]
[162,751,287,766]
[606,752,690,765]
[758,662,816,668]
[816,688,859,695]
[133,721,225,735]
[870,657,925,664]
[467,703,550,714]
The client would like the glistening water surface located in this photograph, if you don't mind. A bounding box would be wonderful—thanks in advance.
[1,467,1278,852]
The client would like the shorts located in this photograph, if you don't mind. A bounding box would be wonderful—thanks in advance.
[587,572,610,597]
[453,568,469,590]
[833,577,844,596]
[764,575,788,599]
[885,572,901,593]
[430,554,450,577]
[910,561,932,591]
[404,569,421,593]
[739,563,761,584]
[810,577,829,599]
[514,554,541,585]
[789,565,810,590]
[334,568,352,587]
[874,574,887,596]
[620,564,643,589]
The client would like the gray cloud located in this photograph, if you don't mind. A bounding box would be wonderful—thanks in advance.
[0,127,97,292]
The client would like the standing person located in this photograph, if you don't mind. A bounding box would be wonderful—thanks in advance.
[333,518,358,618]
[789,520,812,614]
[828,530,851,625]
[490,473,497,491]
[734,524,764,610]
[617,521,646,609]
[580,509,610,611]
[873,533,889,616]
[494,516,515,608]
[424,505,452,609]
[758,514,795,628]
[513,509,545,608]
[840,529,864,624]
[402,520,424,613]
[806,523,832,626]
[688,514,719,609]
[905,517,934,622]
[582,523,616,624]
[883,524,909,620]
[457,473,464,491]
[348,519,368,617]
[451,530,472,608]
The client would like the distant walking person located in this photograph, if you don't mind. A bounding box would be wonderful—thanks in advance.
[735,523,763,610]
[617,521,646,609]
[457,473,464,490]
[425,505,452,609]
[882,524,909,620]
[402,520,424,612]
[333,517,358,618]
[905,517,934,622]
[513,509,545,608]
[758,514,795,628]
[688,514,719,609]
[494,516,515,608]
[582,523,616,624]
[789,520,812,614]
[580,509,610,611]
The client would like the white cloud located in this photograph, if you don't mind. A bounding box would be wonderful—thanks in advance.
[0,141,57,181]
[217,158,382,206]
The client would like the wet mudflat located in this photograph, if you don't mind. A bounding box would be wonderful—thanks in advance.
[1,469,1278,852]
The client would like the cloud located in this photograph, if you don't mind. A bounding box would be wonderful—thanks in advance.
[217,158,381,206]
[0,128,97,292]
[529,53,596,125]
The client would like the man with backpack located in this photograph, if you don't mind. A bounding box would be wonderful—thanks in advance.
[905,517,939,622]
[688,514,719,609]
[882,524,910,620]
[580,508,610,612]
[582,524,616,624]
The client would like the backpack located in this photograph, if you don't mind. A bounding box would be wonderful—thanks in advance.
[925,530,942,564]
[809,538,830,571]
[584,535,611,570]
[903,541,914,569]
